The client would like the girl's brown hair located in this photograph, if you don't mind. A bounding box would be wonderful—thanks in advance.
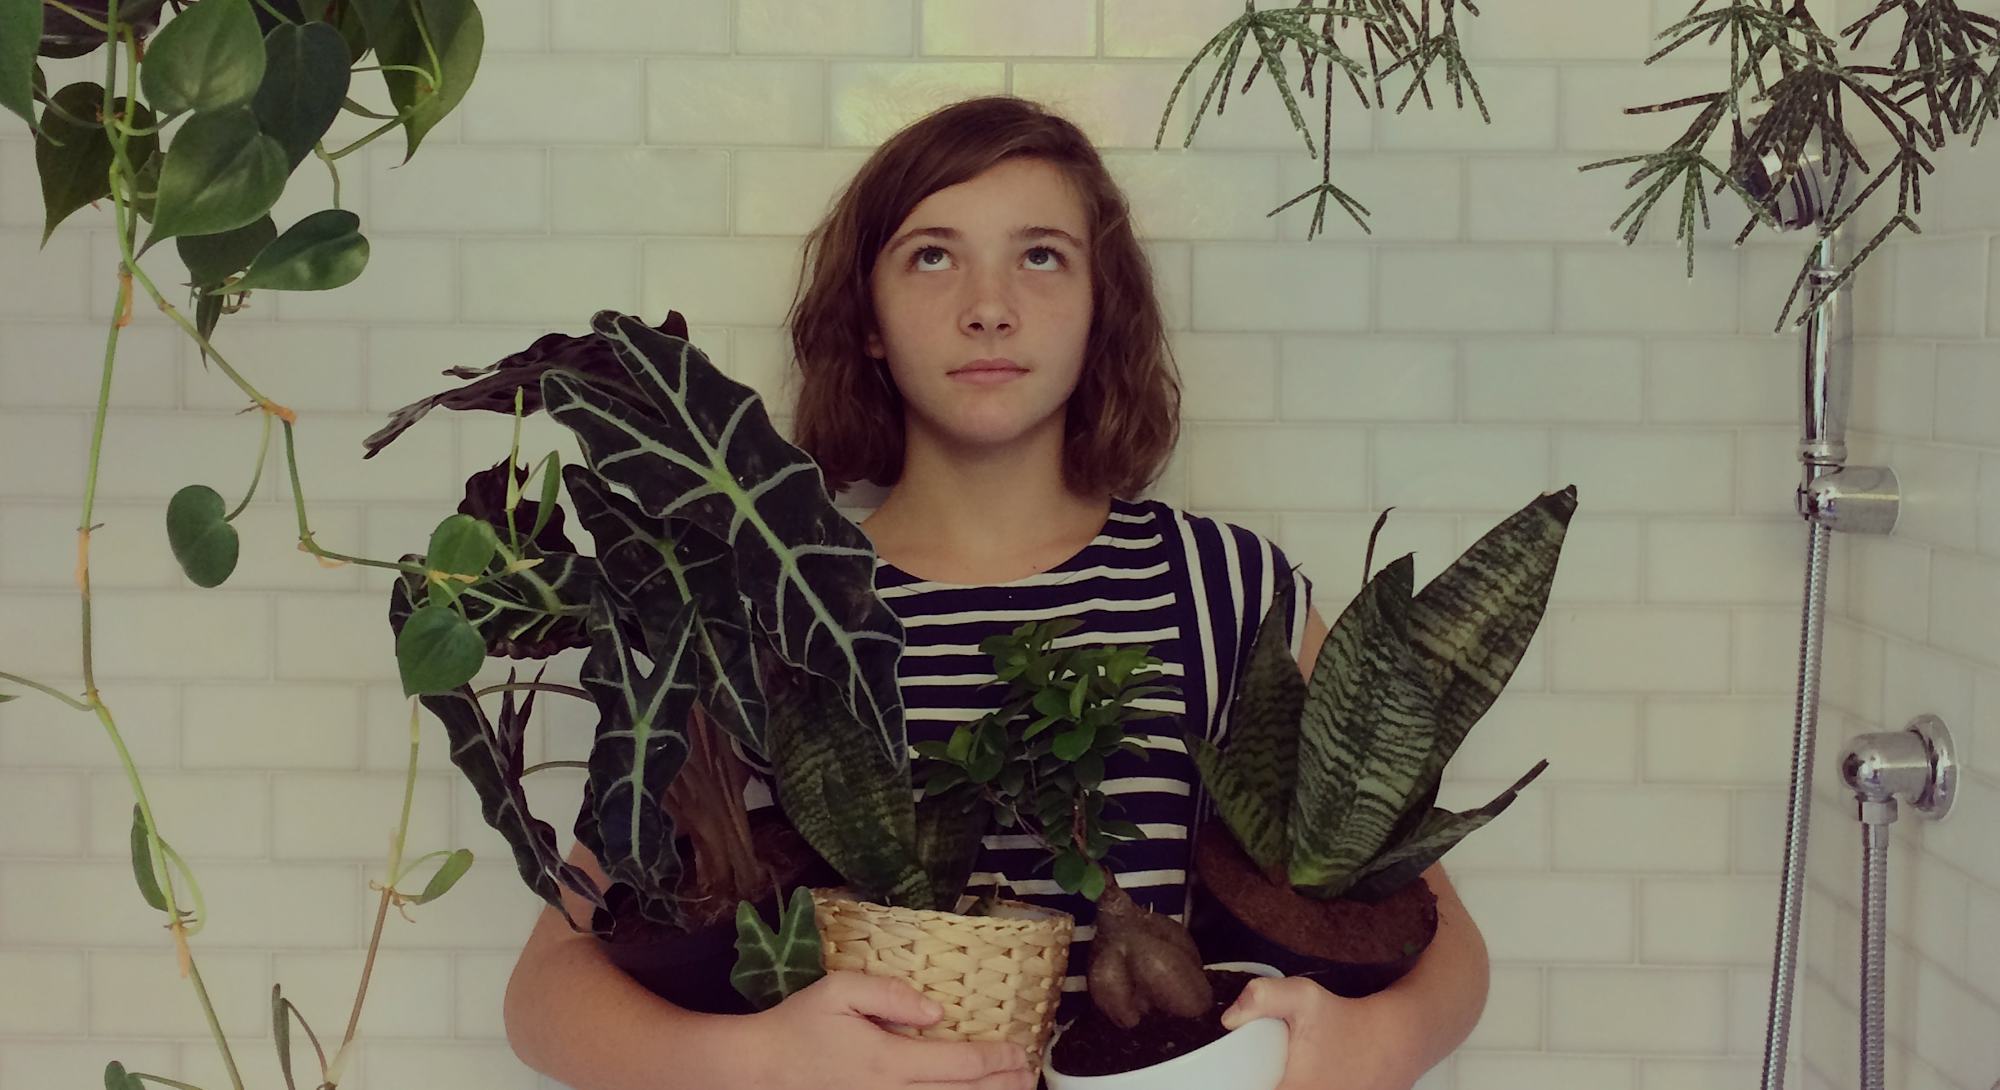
[787,95,1180,499]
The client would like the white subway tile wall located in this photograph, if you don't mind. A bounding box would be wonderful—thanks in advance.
[1,1,1996,1088]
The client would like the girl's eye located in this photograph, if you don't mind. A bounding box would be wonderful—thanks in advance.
[907,245,1068,271]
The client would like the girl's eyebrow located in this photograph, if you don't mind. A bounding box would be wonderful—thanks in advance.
[885,225,1085,253]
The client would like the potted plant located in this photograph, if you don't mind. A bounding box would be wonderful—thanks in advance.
[909,620,1293,1088]
[370,309,1083,1041]
[1184,486,1576,998]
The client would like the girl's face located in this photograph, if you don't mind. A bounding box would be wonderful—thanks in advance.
[864,156,1094,461]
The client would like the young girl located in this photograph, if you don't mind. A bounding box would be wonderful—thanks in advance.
[503,96,1489,1090]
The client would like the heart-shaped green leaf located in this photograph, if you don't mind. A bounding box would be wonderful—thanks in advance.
[103,1060,144,1090]
[228,208,368,292]
[0,0,42,127]
[411,847,473,904]
[146,105,287,246]
[350,0,482,161]
[424,512,497,604]
[140,0,265,115]
[127,805,167,911]
[396,603,483,696]
[253,20,349,168]
[35,82,111,243]
[166,483,240,588]
[177,214,276,288]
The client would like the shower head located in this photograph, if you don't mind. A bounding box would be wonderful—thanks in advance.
[1730,128,1844,232]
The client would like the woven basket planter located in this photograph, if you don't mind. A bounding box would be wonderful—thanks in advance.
[811,888,1076,1072]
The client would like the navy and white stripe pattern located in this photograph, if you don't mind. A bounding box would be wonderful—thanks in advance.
[742,496,1312,999]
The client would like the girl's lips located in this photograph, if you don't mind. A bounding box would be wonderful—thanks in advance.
[951,368,1027,385]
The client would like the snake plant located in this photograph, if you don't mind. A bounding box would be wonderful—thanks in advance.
[1190,486,1576,903]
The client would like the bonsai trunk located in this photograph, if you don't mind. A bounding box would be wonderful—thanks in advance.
[1084,871,1214,1029]
[664,704,771,918]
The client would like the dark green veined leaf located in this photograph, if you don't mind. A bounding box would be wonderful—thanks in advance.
[146,105,287,247]
[140,0,266,114]
[0,0,41,127]
[127,804,167,910]
[386,582,607,930]
[763,644,935,909]
[563,465,766,753]
[253,19,349,168]
[1189,564,1305,878]
[410,847,474,904]
[1403,486,1576,790]
[730,886,825,1010]
[1344,759,1550,903]
[542,312,907,768]
[165,483,241,588]
[227,208,368,291]
[254,0,307,33]
[395,602,483,695]
[578,588,696,928]
[350,0,482,161]
[177,214,276,288]
[1287,556,1437,899]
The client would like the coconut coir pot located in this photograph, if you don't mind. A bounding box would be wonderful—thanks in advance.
[598,808,840,1015]
[1187,821,1438,998]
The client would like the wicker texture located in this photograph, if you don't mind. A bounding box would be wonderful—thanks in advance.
[812,888,1076,1070]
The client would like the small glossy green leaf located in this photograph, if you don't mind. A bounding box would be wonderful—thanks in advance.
[147,105,287,246]
[128,805,167,911]
[166,483,240,588]
[411,847,473,904]
[1080,861,1106,901]
[253,20,349,168]
[1051,723,1094,762]
[1052,851,1087,892]
[141,0,266,114]
[396,602,483,696]
[0,0,41,127]
[228,209,367,292]
[177,214,276,288]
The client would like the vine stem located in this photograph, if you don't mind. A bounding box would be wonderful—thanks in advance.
[340,698,428,1062]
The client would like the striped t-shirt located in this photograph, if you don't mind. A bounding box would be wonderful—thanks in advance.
[745,494,1313,999]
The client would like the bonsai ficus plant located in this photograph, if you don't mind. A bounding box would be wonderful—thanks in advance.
[916,620,1272,1077]
[1186,486,1576,996]
[0,1,485,1087]
[372,308,960,1014]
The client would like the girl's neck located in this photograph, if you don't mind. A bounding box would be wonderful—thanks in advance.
[861,420,1113,585]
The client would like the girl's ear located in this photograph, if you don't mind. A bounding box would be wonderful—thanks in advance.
[864,329,885,359]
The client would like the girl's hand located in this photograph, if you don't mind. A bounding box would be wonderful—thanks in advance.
[741,970,1038,1090]
[1222,976,1424,1090]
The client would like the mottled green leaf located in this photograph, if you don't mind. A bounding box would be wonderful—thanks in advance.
[253,20,349,168]
[141,0,266,114]
[147,105,287,246]
[165,483,240,588]
[1288,556,1437,898]
[730,886,825,1011]
[227,208,368,291]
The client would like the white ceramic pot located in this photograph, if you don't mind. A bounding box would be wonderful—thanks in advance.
[1041,961,1289,1090]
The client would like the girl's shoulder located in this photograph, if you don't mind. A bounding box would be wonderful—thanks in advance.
[1124,496,1314,610]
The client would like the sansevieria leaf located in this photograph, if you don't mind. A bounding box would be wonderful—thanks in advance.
[542,311,906,768]
[1288,555,1437,898]
[730,886,826,1010]
[1189,562,1306,879]
[1345,759,1549,902]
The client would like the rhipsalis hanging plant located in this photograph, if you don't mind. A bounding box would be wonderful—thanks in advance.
[1581,0,2000,330]
[1157,0,1492,237]
[0,2,486,1089]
